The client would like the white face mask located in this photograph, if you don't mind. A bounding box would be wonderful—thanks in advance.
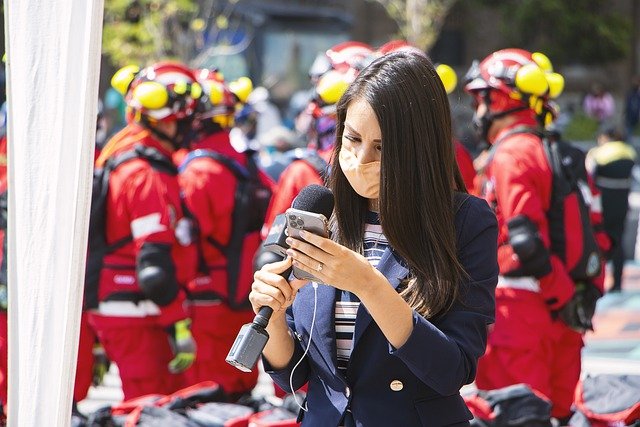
[338,148,381,199]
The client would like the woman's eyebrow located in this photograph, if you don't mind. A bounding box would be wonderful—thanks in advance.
[344,123,360,136]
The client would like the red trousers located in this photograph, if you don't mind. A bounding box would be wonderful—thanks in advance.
[74,312,96,402]
[88,313,185,401]
[183,303,258,396]
[475,288,583,419]
[0,312,6,410]
[0,311,97,412]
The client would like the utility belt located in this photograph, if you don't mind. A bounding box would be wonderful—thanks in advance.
[99,293,160,317]
[187,291,224,304]
[496,275,540,293]
[186,268,228,304]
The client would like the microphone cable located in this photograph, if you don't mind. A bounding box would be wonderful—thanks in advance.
[289,281,319,412]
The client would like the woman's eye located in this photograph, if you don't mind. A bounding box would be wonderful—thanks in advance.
[375,145,382,152]
[344,134,360,143]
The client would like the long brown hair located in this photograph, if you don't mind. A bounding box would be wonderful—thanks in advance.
[328,51,467,319]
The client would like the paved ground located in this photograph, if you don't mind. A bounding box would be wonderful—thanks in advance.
[582,262,640,374]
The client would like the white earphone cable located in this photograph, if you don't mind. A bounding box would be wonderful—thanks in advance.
[289,281,318,412]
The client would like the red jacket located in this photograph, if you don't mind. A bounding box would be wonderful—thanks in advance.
[179,131,274,300]
[482,119,575,310]
[261,149,332,239]
[455,140,477,194]
[96,124,195,326]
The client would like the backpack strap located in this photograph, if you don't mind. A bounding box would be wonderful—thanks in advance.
[178,148,249,179]
[106,144,177,174]
[178,148,251,253]
[483,126,542,168]
[542,136,574,195]
[102,145,178,252]
[486,126,569,205]
[179,148,256,308]
[286,148,330,179]
[225,154,262,308]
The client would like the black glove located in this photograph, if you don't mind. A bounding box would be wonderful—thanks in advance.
[555,282,601,333]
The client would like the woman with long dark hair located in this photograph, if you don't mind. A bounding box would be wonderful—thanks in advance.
[249,51,498,426]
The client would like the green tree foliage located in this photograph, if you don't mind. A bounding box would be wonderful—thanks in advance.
[477,0,631,65]
[103,0,199,67]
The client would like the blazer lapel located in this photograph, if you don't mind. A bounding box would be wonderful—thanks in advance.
[294,281,338,373]
[351,248,410,349]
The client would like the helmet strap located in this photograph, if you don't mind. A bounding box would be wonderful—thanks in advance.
[487,105,530,121]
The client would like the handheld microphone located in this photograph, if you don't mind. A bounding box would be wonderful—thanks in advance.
[259,213,289,259]
[226,184,334,372]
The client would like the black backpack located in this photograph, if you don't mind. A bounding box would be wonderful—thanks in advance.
[543,136,602,281]
[261,147,329,183]
[489,127,601,282]
[84,145,177,310]
[179,149,273,309]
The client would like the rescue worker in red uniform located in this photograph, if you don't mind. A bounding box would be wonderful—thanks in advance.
[262,42,376,234]
[464,49,603,422]
[178,71,274,398]
[261,69,350,238]
[88,62,200,400]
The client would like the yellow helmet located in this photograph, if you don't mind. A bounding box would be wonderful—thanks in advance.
[436,64,457,95]
[316,70,350,105]
[111,65,140,97]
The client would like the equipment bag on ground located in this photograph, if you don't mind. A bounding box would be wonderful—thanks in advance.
[465,383,553,427]
[570,374,640,427]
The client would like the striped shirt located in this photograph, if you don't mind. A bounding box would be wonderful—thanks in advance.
[335,211,388,372]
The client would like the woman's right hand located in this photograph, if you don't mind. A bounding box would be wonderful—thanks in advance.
[249,256,303,320]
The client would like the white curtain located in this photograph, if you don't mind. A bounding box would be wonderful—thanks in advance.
[5,1,104,425]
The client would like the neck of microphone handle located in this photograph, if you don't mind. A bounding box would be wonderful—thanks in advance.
[253,266,293,329]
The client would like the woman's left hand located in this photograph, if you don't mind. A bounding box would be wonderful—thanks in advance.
[285,230,384,295]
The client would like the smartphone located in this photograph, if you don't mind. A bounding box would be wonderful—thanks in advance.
[285,208,330,281]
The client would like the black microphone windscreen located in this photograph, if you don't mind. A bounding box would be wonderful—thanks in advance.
[291,184,334,219]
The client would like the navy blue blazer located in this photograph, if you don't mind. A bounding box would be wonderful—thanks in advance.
[264,195,498,427]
